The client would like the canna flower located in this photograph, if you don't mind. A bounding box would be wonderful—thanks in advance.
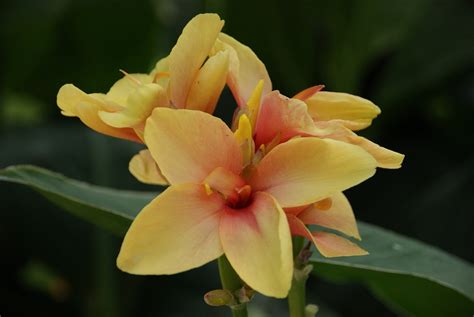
[56,13,230,142]
[117,104,377,298]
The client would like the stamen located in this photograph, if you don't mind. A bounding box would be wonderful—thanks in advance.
[204,183,213,196]
[119,69,142,86]
[236,185,252,207]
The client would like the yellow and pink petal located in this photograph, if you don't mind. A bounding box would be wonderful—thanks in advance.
[296,90,381,131]
[219,192,293,298]
[287,214,367,257]
[250,137,377,208]
[57,84,140,142]
[169,13,224,108]
[144,108,242,185]
[129,150,169,185]
[117,183,225,275]
[212,33,272,108]
[298,192,361,240]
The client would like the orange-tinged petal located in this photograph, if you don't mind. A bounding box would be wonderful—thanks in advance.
[284,205,310,216]
[106,73,153,106]
[57,84,140,142]
[293,85,324,101]
[169,13,224,108]
[298,192,361,240]
[99,83,168,128]
[255,91,314,147]
[213,33,271,107]
[117,183,224,274]
[129,150,169,185]
[346,135,405,169]
[186,50,229,113]
[250,138,377,208]
[287,214,367,257]
[145,108,242,184]
[312,232,368,257]
[304,91,381,131]
[220,192,293,298]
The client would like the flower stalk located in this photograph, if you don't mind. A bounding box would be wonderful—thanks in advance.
[218,255,249,317]
[288,237,314,317]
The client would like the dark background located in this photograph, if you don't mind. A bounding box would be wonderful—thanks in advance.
[1,0,473,316]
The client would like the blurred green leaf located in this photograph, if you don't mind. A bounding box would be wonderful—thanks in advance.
[311,222,474,316]
[1,165,473,316]
[0,165,156,236]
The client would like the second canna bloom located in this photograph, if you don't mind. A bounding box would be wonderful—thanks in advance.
[56,14,232,142]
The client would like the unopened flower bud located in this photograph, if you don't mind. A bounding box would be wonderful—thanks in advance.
[305,304,319,317]
[204,289,234,307]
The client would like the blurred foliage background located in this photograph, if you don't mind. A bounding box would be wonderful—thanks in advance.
[1,0,473,316]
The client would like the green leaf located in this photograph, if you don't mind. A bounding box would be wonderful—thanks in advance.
[310,222,474,316]
[0,165,156,236]
[1,165,473,316]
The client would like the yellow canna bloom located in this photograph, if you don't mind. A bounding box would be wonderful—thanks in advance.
[56,13,229,142]
[117,107,377,298]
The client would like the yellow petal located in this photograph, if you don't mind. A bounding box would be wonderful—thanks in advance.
[186,50,229,113]
[250,138,377,208]
[57,84,140,142]
[129,150,169,185]
[346,135,405,169]
[298,192,361,240]
[106,73,153,106]
[287,214,367,257]
[169,13,224,108]
[99,83,168,128]
[304,91,381,131]
[220,192,293,298]
[145,108,242,184]
[117,183,224,274]
[213,33,271,107]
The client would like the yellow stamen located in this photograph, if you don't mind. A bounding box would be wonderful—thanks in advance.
[119,69,142,86]
[204,183,213,196]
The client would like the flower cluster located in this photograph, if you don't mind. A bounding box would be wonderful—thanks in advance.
[57,14,403,298]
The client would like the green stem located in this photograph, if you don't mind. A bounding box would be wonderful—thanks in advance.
[217,256,248,317]
[288,274,306,317]
[288,236,307,317]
